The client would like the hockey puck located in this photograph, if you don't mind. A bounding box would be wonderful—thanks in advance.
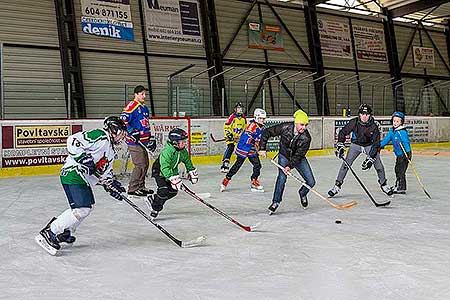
[335,219,342,224]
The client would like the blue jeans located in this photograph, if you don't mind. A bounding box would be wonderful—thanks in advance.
[273,154,315,203]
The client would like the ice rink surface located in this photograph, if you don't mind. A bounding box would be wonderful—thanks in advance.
[1,153,450,300]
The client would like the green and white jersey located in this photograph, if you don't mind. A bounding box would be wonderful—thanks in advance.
[60,129,116,186]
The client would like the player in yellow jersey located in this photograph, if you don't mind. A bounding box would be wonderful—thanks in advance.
[221,102,247,173]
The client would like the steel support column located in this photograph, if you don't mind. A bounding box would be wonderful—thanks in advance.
[383,8,403,112]
[304,0,327,115]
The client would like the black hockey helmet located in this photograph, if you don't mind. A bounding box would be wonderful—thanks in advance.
[358,103,373,115]
[168,128,188,148]
[104,116,127,144]
[234,102,244,115]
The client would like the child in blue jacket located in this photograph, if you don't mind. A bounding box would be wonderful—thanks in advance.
[381,111,411,194]
[220,108,266,192]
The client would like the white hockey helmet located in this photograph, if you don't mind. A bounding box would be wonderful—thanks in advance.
[254,108,267,119]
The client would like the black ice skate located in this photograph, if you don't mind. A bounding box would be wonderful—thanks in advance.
[268,202,279,215]
[391,186,406,194]
[57,229,76,244]
[35,219,61,256]
[145,193,159,220]
[220,161,230,173]
[328,181,342,197]
[300,195,308,209]
[128,189,149,197]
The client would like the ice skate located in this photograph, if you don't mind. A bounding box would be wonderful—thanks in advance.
[300,195,308,209]
[57,229,76,244]
[328,184,341,197]
[220,161,230,173]
[145,193,159,220]
[391,186,406,194]
[251,179,264,192]
[220,178,230,192]
[380,182,394,196]
[268,202,279,215]
[35,221,61,256]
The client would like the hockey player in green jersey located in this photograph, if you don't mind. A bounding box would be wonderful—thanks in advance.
[146,128,198,219]
[35,116,127,255]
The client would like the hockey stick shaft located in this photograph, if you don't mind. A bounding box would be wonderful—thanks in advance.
[399,142,431,199]
[181,184,253,232]
[119,194,185,247]
[270,160,357,210]
[341,157,390,207]
[210,133,226,143]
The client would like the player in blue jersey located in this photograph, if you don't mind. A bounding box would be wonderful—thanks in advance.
[121,85,156,197]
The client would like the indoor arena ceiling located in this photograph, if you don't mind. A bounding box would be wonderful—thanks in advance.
[275,0,450,27]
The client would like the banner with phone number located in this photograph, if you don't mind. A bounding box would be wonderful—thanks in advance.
[81,0,134,41]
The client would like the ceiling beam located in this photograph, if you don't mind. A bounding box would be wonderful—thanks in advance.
[310,0,330,5]
[390,0,450,18]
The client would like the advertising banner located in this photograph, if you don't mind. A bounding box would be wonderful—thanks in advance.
[413,46,435,67]
[81,0,134,41]
[1,124,82,168]
[248,22,284,51]
[318,19,352,59]
[145,0,202,45]
[353,25,387,63]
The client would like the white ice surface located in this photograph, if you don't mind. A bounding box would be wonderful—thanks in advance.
[1,153,450,300]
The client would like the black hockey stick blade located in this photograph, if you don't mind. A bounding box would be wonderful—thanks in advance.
[120,194,206,247]
[210,133,226,143]
[341,158,391,208]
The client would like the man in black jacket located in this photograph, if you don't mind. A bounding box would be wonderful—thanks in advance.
[328,104,393,197]
[259,109,315,214]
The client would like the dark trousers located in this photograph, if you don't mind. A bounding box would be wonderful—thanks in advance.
[128,145,149,192]
[151,173,178,212]
[395,152,411,190]
[226,155,261,181]
[222,143,235,162]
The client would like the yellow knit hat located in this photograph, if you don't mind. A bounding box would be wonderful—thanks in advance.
[294,109,309,124]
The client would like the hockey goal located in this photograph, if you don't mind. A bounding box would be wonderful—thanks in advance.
[113,116,191,178]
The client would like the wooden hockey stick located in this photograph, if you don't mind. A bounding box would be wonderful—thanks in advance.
[270,160,357,210]
[399,142,431,199]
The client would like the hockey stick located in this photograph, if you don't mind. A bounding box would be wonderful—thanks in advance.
[340,157,391,207]
[181,184,259,232]
[270,160,357,210]
[119,194,206,248]
[399,142,431,199]
[210,133,226,143]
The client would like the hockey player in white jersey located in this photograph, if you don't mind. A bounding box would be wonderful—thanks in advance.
[35,116,127,255]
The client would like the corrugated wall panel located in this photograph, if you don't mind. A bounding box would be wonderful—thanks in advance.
[216,0,265,62]
[148,57,208,115]
[80,52,147,118]
[2,47,65,119]
[0,0,59,46]
[427,30,449,77]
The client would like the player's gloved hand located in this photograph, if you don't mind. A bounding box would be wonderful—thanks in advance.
[362,156,375,171]
[225,131,234,142]
[334,142,345,158]
[103,179,126,201]
[146,138,157,152]
[187,169,199,184]
[130,130,140,143]
[169,175,183,190]
[78,154,96,175]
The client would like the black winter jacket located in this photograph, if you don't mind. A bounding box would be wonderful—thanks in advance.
[338,116,381,158]
[260,122,311,169]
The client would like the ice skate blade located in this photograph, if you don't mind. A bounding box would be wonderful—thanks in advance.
[35,234,58,256]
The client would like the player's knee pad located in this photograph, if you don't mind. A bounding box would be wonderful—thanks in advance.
[72,207,92,221]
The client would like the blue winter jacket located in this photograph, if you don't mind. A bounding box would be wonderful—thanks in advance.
[381,126,411,156]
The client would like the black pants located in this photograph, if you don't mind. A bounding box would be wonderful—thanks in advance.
[226,155,261,181]
[395,152,411,190]
[151,174,178,212]
[222,143,235,162]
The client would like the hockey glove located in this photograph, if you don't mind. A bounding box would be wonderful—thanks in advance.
[362,157,375,171]
[130,130,140,143]
[103,179,126,201]
[169,175,183,191]
[187,169,199,184]
[146,138,157,152]
[225,131,234,142]
[334,142,345,158]
[78,154,96,175]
